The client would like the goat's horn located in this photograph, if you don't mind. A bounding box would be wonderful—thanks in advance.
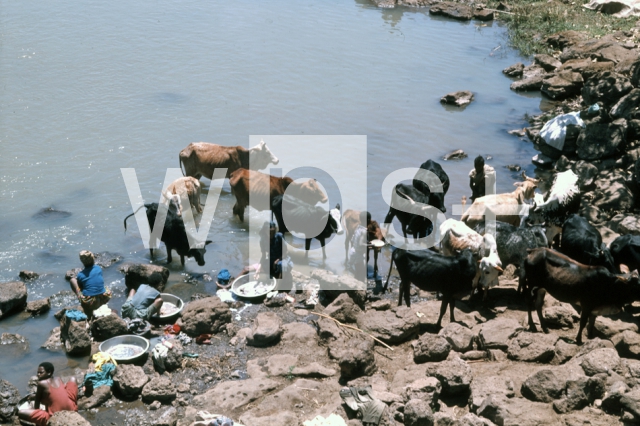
[495,266,504,272]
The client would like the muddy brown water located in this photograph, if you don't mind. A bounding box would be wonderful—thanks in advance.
[0,0,544,391]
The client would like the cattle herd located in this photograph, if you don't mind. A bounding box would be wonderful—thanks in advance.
[124,140,640,345]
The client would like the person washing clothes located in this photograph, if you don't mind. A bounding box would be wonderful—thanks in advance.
[121,284,164,321]
[216,269,232,290]
[469,155,496,202]
[69,250,111,320]
[18,362,78,426]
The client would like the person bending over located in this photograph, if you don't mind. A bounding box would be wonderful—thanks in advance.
[18,362,78,426]
[69,250,111,320]
[121,284,164,320]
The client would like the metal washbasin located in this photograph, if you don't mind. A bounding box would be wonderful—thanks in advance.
[98,335,149,363]
[153,293,184,322]
[230,273,277,300]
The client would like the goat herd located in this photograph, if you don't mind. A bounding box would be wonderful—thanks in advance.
[125,139,640,345]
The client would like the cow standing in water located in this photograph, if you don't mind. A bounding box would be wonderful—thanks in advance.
[179,139,279,180]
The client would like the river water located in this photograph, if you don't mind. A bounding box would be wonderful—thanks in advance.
[0,0,543,389]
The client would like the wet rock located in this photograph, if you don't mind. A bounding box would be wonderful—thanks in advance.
[542,304,577,328]
[47,411,91,426]
[192,378,279,411]
[328,334,377,380]
[142,376,176,404]
[0,281,27,318]
[324,293,362,323]
[438,322,475,353]
[78,385,112,409]
[440,90,474,107]
[425,356,472,397]
[0,380,19,423]
[247,312,282,347]
[120,263,170,291]
[582,71,633,108]
[61,316,91,356]
[19,270,39,280]
[113,364,149,398]
[534,54,562,72]
[356,306,419,344]
[541,71,583,100]
[478,318,523,350]
[404,399,434,426]
[507,332,559,363]
[402,377,442,409]
[90,314,128,341]
[612,330,640,359]
[92,252,123,269]
[429,2,473,20]
[179,296,231,336]
[577,118,627,160]
[413,334,451,363]
[477,395,557,426]
[26,298,51,316]
[41,327,63,351]
[469,376,516,412]
[443,149,467,161]
[553,375,606,413]
[521,370,564,403]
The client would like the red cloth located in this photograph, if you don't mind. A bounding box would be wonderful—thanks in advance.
[26,381,78,426]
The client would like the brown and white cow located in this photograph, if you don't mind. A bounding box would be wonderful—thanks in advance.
[163,177,202,217]
[343,209,385,275]
[229,169,328,222]
[179,139,279,180]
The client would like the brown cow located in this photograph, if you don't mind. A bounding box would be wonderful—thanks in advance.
[343,209,385,275]
[163,177,202,216]
[179,139,279,180]
[229,169,328,222]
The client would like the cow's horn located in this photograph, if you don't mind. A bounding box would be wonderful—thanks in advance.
[397,191,416,205]
[495,265,504,272]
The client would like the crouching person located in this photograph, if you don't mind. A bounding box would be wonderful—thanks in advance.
[121,284,164,320]
[18,362,78,426]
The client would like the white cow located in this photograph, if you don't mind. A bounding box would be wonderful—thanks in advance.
[163,176,202,217]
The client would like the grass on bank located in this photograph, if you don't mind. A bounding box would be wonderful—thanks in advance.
[483,0,638,56]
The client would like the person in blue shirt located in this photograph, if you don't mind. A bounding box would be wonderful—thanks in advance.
[121,284,163,320]
[69,251,111,320]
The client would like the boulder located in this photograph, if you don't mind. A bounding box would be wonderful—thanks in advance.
[328,334,377,380]
[510,74,545,91]
[542,304,577,329]
[247,312,282,347]
[429,2,473,20]
[47,411,91,426]
[503,63,524,77]
[440,90,474,107]
[551,339,578,365]
[0,380,19,423]
[553,375,606,413]
[142,376,176,404]
[26,298,51,315]
[576,118,627,160]
[0,281,27,318]
[404,399,434,426]
[581,71,633,108]
[438,322,475,352]
[559,35,617,63]
[121,263,170,291]
[477,395,557,426]
[507,332,559,363]
[595,316,639,339]
[356,306,420,344]
[601,380,630,414]
[521,370,564,403]
[619,388,640,421]
[77,385,111,409]
[534,54,562,71]
[469,376,516,412]
[413,334,451,363]
[323,293,362,323]
[402,377,442,409]
[281,322,318,346]
[113,364,149,398]
[90,314,128,341]
[612,330,640,359]
[541,71,583,100]
[316,317,344,343]
[61,317,91,356]
[180,296,231,336]
[426,357,472,396]
[478,318,523,350]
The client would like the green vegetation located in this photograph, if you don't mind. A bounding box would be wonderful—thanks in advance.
[484,0,637,56]
[286,365,295,381]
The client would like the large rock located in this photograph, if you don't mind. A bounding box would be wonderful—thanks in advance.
[477,395,557,426]
[553,375,605,413]
[611,88,640,120]
[311,270,366,308]
[77,385,112,409]
[179,296,231,336]
[328,334,377,380]
[590,169,634,211]
[521,370,564,403]
[281,322,317,346]
[535,54,562,71]
[581,71,633,108]
[507,332,559,363]
[356,306,420,344]
[579,347,622,376]
[402,377,442,409]
[619,388,640,422]
[47,411,91,426]
[142,376,176,404]
[511,74,545,91]
[576,118,627,160]
[0,380,19,423]
[478,318,522,350]
[469,376,516,412]
[439,322,475,353]
[440,90,474,107]
[121,263,170,291]
[429,2,473,20]
[61,317,91,356]
[613,330,640,359]
[594,316,638,339]
[26,298,51,316]
[426,357,472,396]
[503,63,525,77]
[113,364,149,398]
[404,399,434,426]
[541,71,583,100]
[551,339,578,365]
[0,281,27,318]
[192,378,279,412]
[247,312,282,347]
[601,380,630,414]
[90,314,128,341]
[323,293,362,323]
[560,35,618,63]
[413,334,451,363]
[542,304,577,329]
